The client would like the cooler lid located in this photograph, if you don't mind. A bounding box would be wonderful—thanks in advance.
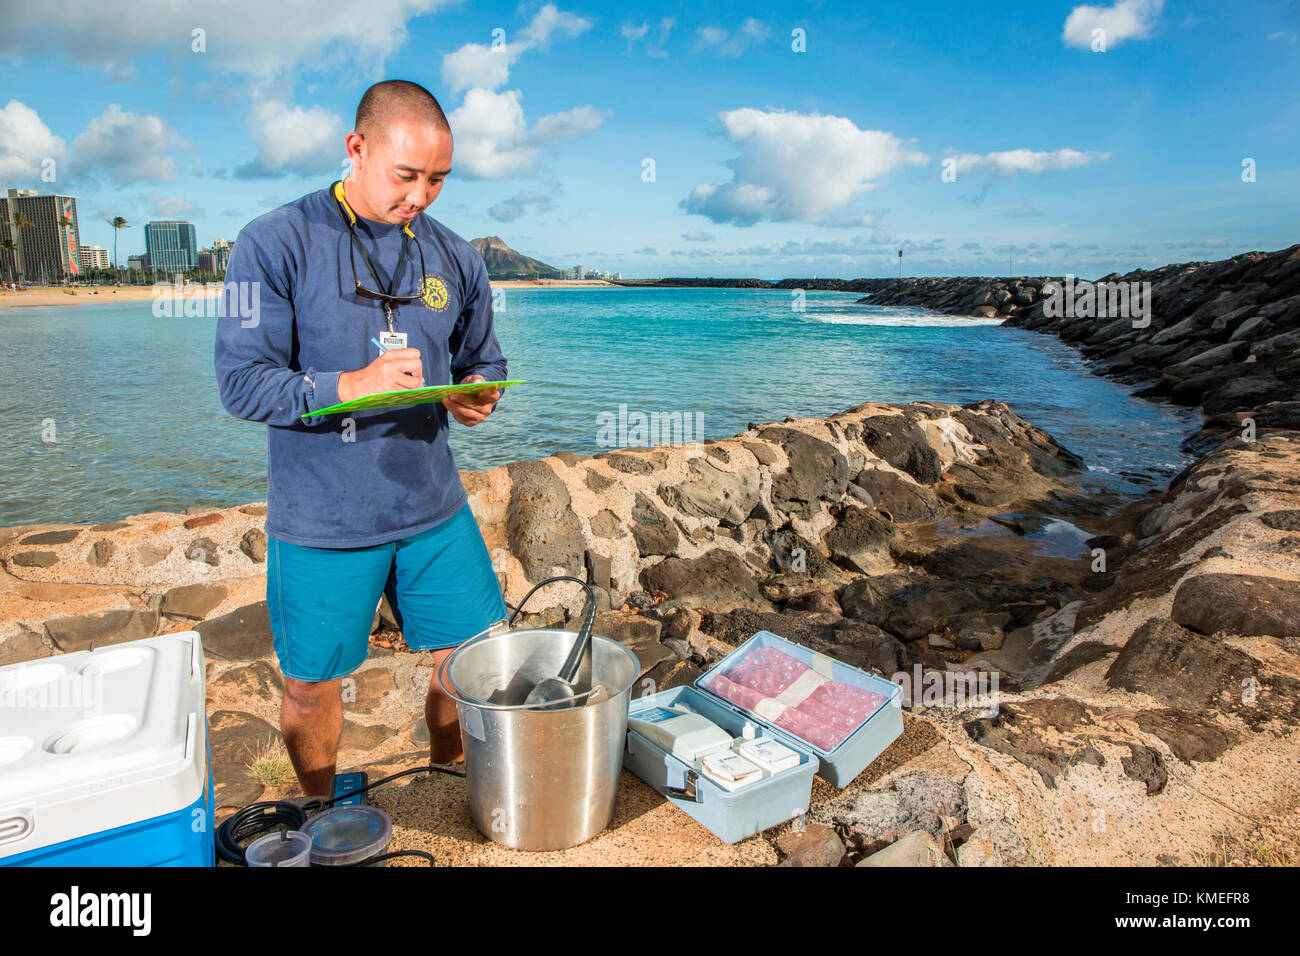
[0,632,208,857]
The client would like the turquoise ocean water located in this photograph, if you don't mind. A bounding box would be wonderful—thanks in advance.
[1,288,1199,525]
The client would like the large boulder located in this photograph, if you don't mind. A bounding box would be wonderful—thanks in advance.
[506,460,586,580]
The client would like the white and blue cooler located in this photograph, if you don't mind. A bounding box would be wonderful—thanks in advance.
[0,631,214,866]
[623,630,904,843]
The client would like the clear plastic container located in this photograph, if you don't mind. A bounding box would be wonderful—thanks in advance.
[246,830,312,867]
[302,806,393,867]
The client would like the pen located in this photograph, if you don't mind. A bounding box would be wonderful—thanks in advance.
[371,337,426,387]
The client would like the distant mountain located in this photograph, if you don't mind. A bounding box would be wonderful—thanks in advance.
[469,235,559,279]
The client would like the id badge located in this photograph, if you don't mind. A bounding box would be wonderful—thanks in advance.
[379,331,408,350]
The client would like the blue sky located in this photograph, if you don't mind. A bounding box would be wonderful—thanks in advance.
[2,0,1297,278]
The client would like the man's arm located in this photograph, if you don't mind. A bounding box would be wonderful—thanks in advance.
[213,232,342,426]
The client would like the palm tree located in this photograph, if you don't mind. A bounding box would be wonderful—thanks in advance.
[107,216,129,284]
[7,211,37,283]
[0,237,15,286]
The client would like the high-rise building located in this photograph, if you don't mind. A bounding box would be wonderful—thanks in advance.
[78,244,110,271]
[0,188,83,283]
[127,254,149,272]
[197,237,232,274]
[145,221,198,273]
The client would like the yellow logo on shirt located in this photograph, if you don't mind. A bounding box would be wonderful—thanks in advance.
[421,275,449,311]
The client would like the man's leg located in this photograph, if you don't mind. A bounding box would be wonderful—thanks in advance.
[281,676,344,797]
[386,504,509,766]
[426,647,462,764]
[266,534,393,797]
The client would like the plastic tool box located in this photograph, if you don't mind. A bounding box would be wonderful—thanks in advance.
[623,630,903,843]
[0,632,214,866]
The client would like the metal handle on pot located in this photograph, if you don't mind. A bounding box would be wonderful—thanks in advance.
[510,574,597,698]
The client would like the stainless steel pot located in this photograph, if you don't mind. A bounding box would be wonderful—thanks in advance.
[440,625,639,851]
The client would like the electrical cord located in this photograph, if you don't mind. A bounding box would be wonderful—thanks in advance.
[216,763,466,867]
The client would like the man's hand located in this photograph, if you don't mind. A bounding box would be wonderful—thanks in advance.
[337,348,424,403]
[444,373,500,426]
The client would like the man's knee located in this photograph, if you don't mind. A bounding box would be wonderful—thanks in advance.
[284,676,343,711]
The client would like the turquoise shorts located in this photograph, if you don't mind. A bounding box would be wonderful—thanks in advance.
[266,503,508,682]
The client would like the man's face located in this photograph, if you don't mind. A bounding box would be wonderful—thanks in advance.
[348,119,453,225]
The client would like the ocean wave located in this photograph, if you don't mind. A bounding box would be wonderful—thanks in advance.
[812,311,1005,328]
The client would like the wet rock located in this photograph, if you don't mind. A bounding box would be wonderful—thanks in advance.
[630,492,680,557]
[12,551,58,568]
[1170,572,1300,638]
[44,608,159,652]
[776,824,845,867]
[196,601,274,661]
[161,583,229,620]
[506,460,586,580]
[240,528,268,562]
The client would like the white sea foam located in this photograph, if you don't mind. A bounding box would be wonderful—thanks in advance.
[812,310,1004,327]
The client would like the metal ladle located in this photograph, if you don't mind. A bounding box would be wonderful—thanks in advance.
[513,576,598,710]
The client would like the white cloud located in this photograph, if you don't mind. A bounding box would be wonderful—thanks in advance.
[681,229,713,241]
[682,108,928,226]
[70,104,191,184]
[0,100,68,184]
[488,190,553,222]
[139,193,202,217]
[518,3,593,50]
[441,43,516,95]
[442,5,603,179]
[621,18,674,57]
[947,148,1110,176]
[694,19,770,56]
[238,98,345,177]
[531,106,609,145]
[0,0,457,80]
[448,88,536,179]
[1062,0,1164,49]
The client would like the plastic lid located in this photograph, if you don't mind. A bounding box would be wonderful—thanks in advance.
[302,806,392,866]
[246,830,313,867]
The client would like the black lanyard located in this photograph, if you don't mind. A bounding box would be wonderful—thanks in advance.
[331,182,411,297]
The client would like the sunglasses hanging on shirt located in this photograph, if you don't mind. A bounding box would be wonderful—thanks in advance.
[330,179,428,333]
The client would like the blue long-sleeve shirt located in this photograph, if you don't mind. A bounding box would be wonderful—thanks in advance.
[214,184,507,548]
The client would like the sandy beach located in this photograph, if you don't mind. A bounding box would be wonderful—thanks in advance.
[0,278,619,309]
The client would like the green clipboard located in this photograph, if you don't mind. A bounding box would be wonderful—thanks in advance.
[303,379,526,418]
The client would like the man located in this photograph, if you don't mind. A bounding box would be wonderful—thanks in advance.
[214,80,508,797]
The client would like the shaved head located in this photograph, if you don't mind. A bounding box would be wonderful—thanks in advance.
[355,80,450,143]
